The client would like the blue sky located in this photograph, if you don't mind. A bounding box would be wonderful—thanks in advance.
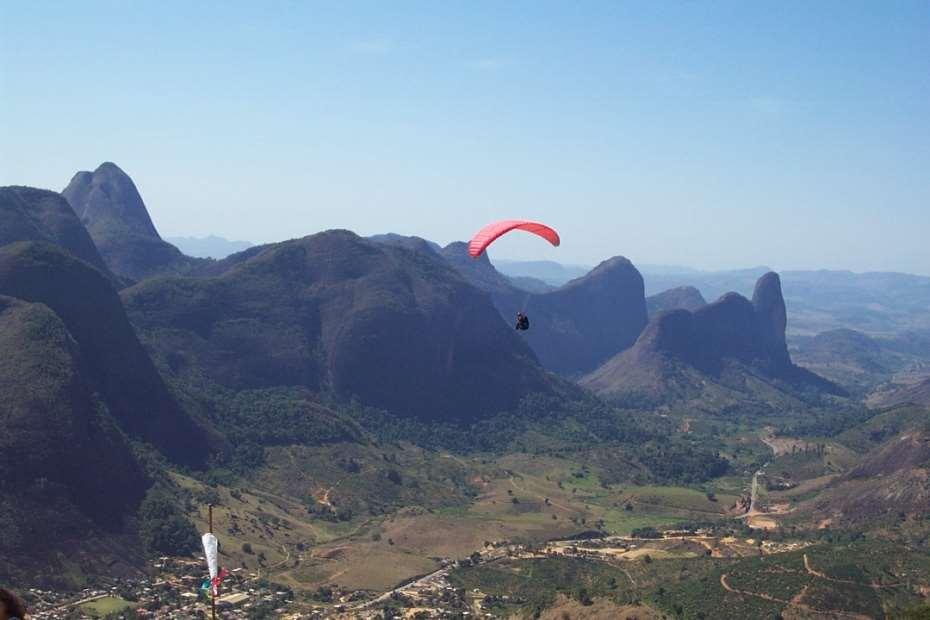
[2,1,928,273]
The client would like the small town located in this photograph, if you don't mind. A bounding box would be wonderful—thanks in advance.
[24,557,295,620]
[20,528,814,620]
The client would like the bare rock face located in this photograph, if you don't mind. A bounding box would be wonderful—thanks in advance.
[62,163,201,282]
[64,162,160,239]
[752,271,790,371]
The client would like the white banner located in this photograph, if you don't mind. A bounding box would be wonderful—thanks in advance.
[202,532,219,579]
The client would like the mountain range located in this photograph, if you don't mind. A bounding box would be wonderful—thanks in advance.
[500,260,930,338]
[494,259,590,286]
[122,229,563,423]
[638,264,930,337]
[8,164,857,423]
[370,235,650,376]
[791,328,930,395]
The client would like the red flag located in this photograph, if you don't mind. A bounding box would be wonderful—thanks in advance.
[211,567,229,596]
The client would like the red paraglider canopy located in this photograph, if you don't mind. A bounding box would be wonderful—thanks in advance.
[468,220,560,258]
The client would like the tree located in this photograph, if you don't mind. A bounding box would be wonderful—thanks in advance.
[138,487,199,556]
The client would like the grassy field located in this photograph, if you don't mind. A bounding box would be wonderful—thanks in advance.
[79,596,134,617]
[175,444,750,595]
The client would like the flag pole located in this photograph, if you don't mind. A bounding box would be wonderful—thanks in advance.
[209,504,216,620]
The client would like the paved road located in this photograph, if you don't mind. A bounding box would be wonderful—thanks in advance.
[350,567,451,611]
[51,593,109,611]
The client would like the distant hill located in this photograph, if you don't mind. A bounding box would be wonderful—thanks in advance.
[508,275,555,293]
[646,286,706,316]
[638,265,773,299]
[123,230,563,423]
[61,162,205,282]
[165,235,252,259]
[0,241,211,466]
[791,328,930,395]
[583,272,842,406]
[442,243,648,376]
[639,265,930,337]
[494,259,591,286]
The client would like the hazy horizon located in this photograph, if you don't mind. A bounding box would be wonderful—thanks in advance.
[2,2,928,275]
[165,230,930,279]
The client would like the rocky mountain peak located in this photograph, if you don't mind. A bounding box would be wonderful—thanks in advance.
[753,272,787,335]
[63,162,160,240]
[565,256,638,288]
[583,271,837,401]
[60,163,204,282]
[751,271,790,369]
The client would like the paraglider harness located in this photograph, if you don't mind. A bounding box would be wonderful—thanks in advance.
[515,312,530,331]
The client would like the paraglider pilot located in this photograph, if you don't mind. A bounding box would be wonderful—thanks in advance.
[515,312,530,331]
